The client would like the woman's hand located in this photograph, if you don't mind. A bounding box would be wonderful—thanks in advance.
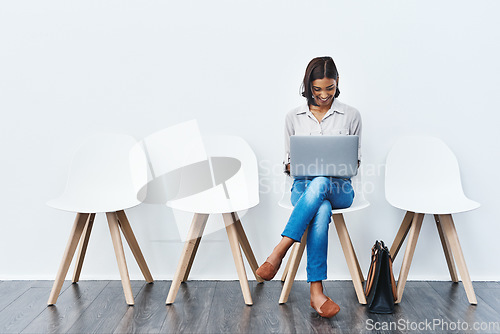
[285,163,291,175]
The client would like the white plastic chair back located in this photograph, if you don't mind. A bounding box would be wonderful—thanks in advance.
[47,133,148,213]
[385,136,480,214]
[142,120,207,178]
[134,120,209,204]
[278,174,369,214]
[167,135,260,214]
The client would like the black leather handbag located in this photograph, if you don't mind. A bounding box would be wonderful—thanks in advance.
[364,240,398,313]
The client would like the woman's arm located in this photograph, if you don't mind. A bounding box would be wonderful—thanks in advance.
[350,108,362,165]
[284,112,294,174]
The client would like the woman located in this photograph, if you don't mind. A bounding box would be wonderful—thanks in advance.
[256,56,362,318]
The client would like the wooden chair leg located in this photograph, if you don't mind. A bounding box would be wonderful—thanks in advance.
[280,249,294,282]
[434,215,458,283]
[106,212,134,305]
[222,213,253,305]
[395,212,424,304]
[333,214,367,304]
[347,230,365,284]
[166,213,209,304]
[439,214,477,304]
[390,211,414,260]
[72,213,95,283]
[48,213,89,305]
[231,212,264,283]
[279,229,307,304]
[115,211,154,283]
[181,233,202,282]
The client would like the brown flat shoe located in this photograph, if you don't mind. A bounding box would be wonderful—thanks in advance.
[311,297,340,318]
[256,258,282,281]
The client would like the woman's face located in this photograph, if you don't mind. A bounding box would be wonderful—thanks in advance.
[311,77,338,107]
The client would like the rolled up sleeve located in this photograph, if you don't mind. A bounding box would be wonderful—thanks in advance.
[283,113,294,173]
[350,109,362,162]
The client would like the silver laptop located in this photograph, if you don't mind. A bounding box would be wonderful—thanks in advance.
[290,135,359,178]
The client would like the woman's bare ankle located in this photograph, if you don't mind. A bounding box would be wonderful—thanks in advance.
[267,237,294,266]
[310,281,328,308]
[310,281,323,295]
[267,248,285,267]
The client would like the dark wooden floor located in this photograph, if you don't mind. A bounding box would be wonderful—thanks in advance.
[1,280,499,333]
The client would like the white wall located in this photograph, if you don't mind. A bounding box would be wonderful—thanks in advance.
[1,0,499,281]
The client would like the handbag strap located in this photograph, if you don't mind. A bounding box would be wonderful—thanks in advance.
[364,242,379,296]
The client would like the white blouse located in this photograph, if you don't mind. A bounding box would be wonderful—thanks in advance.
[283,98,362,172]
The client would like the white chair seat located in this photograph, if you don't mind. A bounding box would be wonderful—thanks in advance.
[47,133,147,214]
[388,194,480,215]
[47,195,141,214]
[279,190,370,214]
[167,187,258,214]
[385,136,480,215]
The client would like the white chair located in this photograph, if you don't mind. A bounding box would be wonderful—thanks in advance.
[166,134,263,305]
[47,134,153,306]
[278,174,369,304]
[136,121,262,305]
[386,136,480,304]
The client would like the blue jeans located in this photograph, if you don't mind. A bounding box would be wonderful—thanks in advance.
[281,176,354,282]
